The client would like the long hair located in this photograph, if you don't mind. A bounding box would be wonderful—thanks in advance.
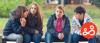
[14,5,28,21]
[27,2,44,28]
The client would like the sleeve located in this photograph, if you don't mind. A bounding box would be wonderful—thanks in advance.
[61,17,71,36]
[12,21,25,34]
[86,16,93,22]
[47,15,59,37]
[72,18,81,35]
[24,25,36,34]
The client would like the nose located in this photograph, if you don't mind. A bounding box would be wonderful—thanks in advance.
[57,12,60,15]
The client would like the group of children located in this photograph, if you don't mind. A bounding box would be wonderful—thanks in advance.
[3,2,96,43]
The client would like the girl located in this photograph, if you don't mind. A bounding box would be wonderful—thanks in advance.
[24,2,44,43]
[3,5,28,43]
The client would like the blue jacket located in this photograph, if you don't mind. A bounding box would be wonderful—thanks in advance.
[47,13,71,37]
[3,9,25,36]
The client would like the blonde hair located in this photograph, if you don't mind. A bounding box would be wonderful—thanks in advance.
[56,5,65,13]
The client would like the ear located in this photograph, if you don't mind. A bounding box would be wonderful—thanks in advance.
[82,13,84,16]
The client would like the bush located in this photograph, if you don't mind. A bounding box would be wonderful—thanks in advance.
[0,0,25,18]
[0,0,44,18]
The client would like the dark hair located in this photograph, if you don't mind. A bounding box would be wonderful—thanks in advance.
[27,2,44,28]
[14,5,28,21]
[74,6,86,14]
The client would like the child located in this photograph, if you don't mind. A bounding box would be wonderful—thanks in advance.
[3,5,28,43]
[72,6,96,43]
[23,2,44,43]
[45,5,71,43]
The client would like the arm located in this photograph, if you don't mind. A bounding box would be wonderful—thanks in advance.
[24,25,36,34]
[72,18,81,35]
[12,21,25,34]
[61,17,71,36]
[47,15,59,37]
[37,28,43,33]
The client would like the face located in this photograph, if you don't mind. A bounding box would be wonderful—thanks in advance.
[22,11,27,18]
[55,8,64,19]
[74,12,83,19]
[30,5,37,15]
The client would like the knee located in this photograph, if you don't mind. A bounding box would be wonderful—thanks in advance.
[17,34,23,40]
[72,33,78,39]
[45,31,52,40]
[24,34,31,40]
[45,32,52,38]
[67,33,72,38]
[68,33,72,37]
[33,33,42,39]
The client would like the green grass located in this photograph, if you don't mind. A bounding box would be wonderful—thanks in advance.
[92,18,100,33]
[0,18,8,29]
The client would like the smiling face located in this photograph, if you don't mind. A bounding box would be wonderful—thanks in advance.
[30,5,37,15]
[55,8,64,19]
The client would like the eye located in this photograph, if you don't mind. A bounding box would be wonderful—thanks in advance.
[35,8,37,10]
[60,12,62,13]
[31,7,33,9]
[57,11,58,12]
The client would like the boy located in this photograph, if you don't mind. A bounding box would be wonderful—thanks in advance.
[45,5,71,43]
[72,6,96,43]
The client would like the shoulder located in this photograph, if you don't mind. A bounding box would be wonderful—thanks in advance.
[49,13,56,19]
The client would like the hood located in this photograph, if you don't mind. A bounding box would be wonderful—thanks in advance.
[9,9,18,20]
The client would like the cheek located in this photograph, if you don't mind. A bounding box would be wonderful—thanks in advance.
[59,13,63,17]
[24,13,27,17]
[30,9,33,13]
[75,15,79,19]
[34,10,37,13]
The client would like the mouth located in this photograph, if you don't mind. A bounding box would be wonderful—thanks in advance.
[57,15,60,17]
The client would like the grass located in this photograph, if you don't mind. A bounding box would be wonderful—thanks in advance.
[0,18,8,29]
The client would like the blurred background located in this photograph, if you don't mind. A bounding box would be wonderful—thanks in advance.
[0,0,100,39]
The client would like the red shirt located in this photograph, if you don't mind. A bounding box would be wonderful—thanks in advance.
[54,17,63,33]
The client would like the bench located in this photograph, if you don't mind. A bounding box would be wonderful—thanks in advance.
[0,34,100,43]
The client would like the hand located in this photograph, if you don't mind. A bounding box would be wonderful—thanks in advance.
[22,32,24,35]
[20,18,26,27]
[61,33,64,39]
[74,25,80,30]
[35,30,39,34]
[58,33,62,40]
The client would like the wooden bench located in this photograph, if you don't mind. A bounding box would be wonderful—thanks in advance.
[0,34,100,43]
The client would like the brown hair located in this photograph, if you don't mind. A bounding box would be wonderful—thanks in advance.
[56,5,65,13]
[14,5,28,21]
[27,2,44,28]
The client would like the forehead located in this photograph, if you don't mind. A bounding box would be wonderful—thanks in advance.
[56,8,63,12]
[31,5,37,8]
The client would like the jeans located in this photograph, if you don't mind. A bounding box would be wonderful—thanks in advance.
[24,33,42,43]
[4,33,23,43]
[45,31,71,43]
[72,33,96,43]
